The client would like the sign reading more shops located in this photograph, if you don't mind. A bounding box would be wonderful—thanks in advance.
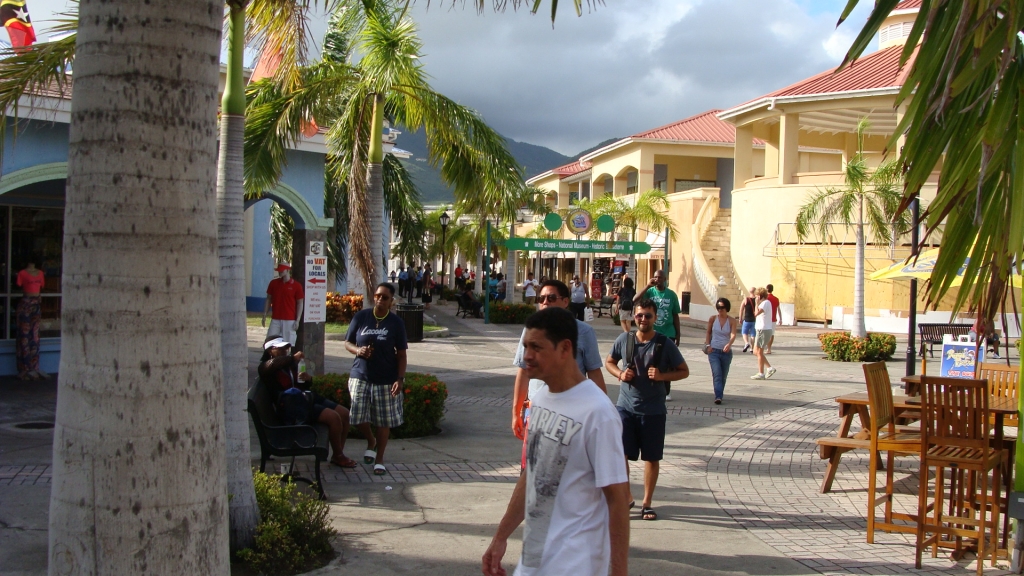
[304,256,328,323]
[505,237,652,255]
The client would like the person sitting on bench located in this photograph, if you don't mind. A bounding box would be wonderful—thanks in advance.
[460,286,483,318]
[259,337,358,467]
[971,317,1002,359]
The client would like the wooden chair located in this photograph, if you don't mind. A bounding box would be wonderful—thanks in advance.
[916,376,1004,575]
[977,362,1019,551]
[862,362,922,543]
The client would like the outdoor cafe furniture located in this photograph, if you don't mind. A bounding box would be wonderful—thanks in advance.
[862,362,921,543]
[915,376,1005,576]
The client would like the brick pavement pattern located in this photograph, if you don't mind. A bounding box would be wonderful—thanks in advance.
[707,398,1011,575]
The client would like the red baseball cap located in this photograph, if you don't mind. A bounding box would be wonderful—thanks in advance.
[275,263,291,273]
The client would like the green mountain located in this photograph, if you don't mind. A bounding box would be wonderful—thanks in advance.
[396,128,613,204]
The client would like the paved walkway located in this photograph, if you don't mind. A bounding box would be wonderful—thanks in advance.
[1,300,1020,575]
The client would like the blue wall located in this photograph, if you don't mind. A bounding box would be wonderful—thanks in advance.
[1,119,69,176]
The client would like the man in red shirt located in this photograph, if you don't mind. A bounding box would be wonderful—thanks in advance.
[765,284,780,354]
[262,263,304,346]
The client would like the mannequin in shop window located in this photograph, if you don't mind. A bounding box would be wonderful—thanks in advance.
[16,260,47,381]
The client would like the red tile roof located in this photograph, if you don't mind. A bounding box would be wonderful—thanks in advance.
[895,0,922,10]
[631,110,738,144]
[552,160,591,177]
[762,43,910,99]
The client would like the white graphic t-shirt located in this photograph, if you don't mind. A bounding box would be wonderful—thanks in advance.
[516,379,627,576]
[755,299,774,331]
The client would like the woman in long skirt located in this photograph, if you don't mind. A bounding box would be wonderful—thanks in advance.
[16,261,47,380]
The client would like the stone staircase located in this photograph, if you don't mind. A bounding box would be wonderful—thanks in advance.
[700,209,746,303]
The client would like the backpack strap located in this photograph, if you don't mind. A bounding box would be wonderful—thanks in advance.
[650,332,668,375]
[623,330,637,373]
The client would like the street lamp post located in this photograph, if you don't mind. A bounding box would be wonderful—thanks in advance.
[439,210,451,302]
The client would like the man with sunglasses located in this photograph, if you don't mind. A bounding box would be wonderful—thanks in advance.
[511,280,607,443]
[344,283,408,476]
[605,298,689,521]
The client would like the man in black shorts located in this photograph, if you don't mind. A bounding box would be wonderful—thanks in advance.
[604,298,689,521]
[258,337,357,468]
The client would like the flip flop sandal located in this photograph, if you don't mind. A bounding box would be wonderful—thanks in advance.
[331,457,358,469]
[629,500,635,510]
[363,449,377,465]
[641,507,657,521]
[373,464,387,476]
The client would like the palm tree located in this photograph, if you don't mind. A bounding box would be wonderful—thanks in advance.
[838,0,1022,323]
[49,0,229,573]
[795,119,910,338]
[601,189,677,281]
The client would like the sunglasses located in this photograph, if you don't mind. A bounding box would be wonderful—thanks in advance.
[538,294,562,303]
[374,293,391,300]
[715,306,725,310]
[634,313,654,320]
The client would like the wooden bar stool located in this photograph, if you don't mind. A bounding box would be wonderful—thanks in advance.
[977,362,1019,553]
[915,376,1004,576]
[863,362,921,543]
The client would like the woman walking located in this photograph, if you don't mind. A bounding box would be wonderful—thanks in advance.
[703,297,736,404]
[616,277,636,333]
[421,273,433,309]
[569,274,589,320]
[739,287,757,353]
[751,288,776,380]
[16,261,47,380]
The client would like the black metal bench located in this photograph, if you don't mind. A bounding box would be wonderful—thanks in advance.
[918,323,973,358]
[247,379,330,499]
[456,293,480,318]
[594,295,615,317]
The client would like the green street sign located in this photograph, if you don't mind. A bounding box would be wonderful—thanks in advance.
[505,237,651,255]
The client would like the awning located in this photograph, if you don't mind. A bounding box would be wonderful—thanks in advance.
[643,230,666,250]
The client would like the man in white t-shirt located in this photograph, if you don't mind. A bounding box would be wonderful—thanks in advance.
[751,287,776,380]
[522,272,538,305]
[483,307,630,576]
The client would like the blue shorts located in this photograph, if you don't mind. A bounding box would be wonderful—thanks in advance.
[618,407,666,462]
[741,321,756,336]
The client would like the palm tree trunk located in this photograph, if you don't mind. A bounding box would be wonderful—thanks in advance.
[50,0,229,573]
[475,247,484,293]
[853,196,867,338]
[217,2,258,553]
[364,93,385,306]
[506,221,517,301]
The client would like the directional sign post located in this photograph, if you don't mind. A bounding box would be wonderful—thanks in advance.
[505,237,652,255]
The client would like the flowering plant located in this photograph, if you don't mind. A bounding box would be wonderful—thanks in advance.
[818,332,896,362]
[310,372,448,438]
[326,292,363,323]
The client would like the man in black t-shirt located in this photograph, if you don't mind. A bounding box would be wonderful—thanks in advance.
[344,282,409,476]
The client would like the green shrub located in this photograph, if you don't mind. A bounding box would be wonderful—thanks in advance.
[441,287,459,301]
[487,301,536,324]
[818,331,897,362]
[325,292,363,324]
[309,372,448,438]
[237,471,336,575]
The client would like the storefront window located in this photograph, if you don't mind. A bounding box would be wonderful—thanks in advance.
[4,207,63,338]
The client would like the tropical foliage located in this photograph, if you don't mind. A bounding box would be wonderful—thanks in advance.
[310,372,448,438]
[839,0,1024,322]
[795,119,911,338]
[818,332,897,363]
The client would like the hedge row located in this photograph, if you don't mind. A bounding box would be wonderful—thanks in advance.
[309,372,447,438]
[818,332,897,362]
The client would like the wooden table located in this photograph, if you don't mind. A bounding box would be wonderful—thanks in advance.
[902,374,922,397]
[818,392,1016,494]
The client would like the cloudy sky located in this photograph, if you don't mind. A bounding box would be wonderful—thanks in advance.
[25,0,875,156]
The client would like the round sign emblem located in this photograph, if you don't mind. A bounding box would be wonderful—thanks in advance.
[565,209,594,236]
[543,213,563,232]
[596,214,616,234]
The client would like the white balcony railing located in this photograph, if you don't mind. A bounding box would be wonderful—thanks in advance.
[691,194,720,305]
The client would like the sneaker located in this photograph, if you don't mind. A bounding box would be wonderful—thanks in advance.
[765,367,777,379]
[742,344,750,353]
[665,395,673,402]
[751,373,765,380]
[714,398,722,405]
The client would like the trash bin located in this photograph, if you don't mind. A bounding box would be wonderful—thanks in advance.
[680,291,691,315]
[396,303,424,343]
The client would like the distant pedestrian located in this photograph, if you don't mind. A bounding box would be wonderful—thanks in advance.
[344,283,408,476]
[703,298,736,404]
[389,269,397,284]
[765,284,780,354]
[495,273,507,302]
[569,274,589,320]
[641,270,681,401]
[522,272,537,305]
[262,263,304,346]
[398,267,408,297]
[615,277,636,333]
[415,266,424,297]
[454,263,464,290]
[605,298,689,522]
[15,260,46,380]
[483,307,630,576]
[739,287,757,353]
[422,273,433,309]
[751,288,776,380]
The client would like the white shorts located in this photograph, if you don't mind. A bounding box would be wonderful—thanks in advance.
[267,319,297,346]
